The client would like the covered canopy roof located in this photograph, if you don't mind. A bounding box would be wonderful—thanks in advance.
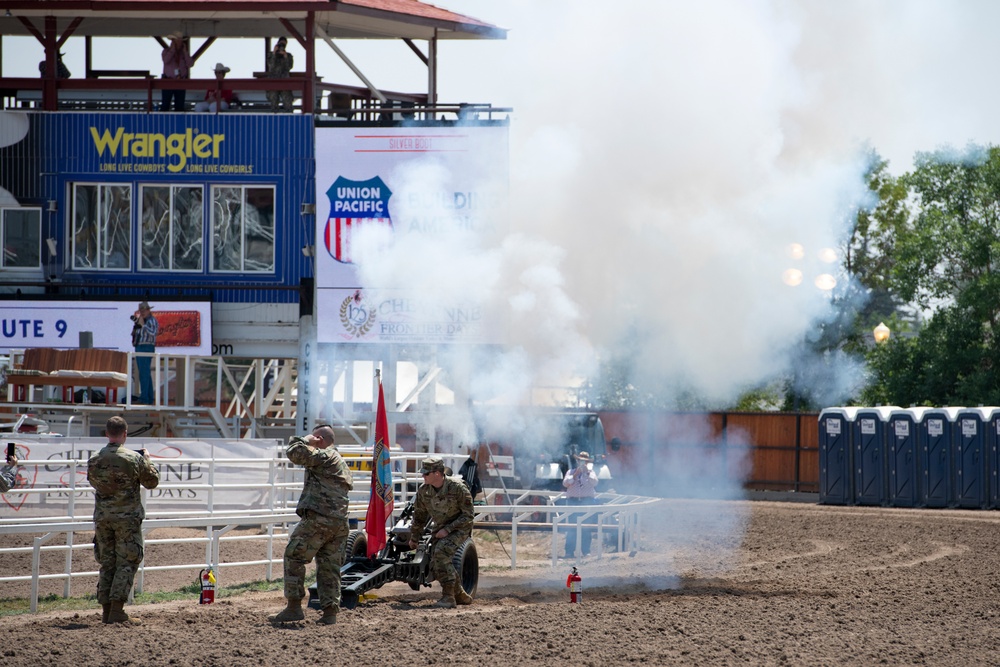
[0,0,506,41]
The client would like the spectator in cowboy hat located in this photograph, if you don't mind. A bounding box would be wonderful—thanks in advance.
[160,30,193,111]
[195,63,238,112]
[130,301,159,404]
[560,450,599,558]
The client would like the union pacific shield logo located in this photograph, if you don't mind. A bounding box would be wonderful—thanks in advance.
[323,176,393,264]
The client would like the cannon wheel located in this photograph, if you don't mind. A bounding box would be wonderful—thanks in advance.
[345,529,368,558]
[453,538,479,597]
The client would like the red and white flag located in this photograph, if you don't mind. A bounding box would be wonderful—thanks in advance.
[364,380,394,557]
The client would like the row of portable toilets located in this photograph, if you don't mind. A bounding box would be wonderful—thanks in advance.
[818,406,1000,509]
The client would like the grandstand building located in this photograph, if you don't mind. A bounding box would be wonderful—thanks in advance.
[0,0,508,440]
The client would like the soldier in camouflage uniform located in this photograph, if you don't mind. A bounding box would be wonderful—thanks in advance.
[408,456,475,608]
[271,424,353,626]
[266,36,294,112]
[87,416,160,624]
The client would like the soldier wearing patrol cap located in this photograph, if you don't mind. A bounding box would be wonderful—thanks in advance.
[408,456,475,608]
[271,424,353,625]
[87,416,160,624]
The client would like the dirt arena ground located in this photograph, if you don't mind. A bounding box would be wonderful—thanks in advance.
[4,498,1000,666]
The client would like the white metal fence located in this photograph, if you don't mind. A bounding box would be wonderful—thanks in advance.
[0,444,657,612]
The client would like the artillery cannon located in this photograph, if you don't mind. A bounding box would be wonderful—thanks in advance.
[307,500,479,609]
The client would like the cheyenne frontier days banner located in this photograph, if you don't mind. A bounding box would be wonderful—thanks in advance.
[314,126,509,345]
[0,438,283,516]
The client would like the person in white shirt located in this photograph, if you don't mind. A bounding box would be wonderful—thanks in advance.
[561,451,599,558]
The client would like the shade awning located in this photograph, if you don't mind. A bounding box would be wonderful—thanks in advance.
[0,0,507,41]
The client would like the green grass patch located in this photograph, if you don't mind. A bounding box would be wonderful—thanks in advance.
[472,529,505,544]
[0,576,301,618]
[480,563,547,573]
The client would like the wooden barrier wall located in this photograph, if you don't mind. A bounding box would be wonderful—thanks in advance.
[395,410,821,495]
[598,411,820,494]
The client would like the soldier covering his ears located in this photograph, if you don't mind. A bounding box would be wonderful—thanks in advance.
[272,424,353,626]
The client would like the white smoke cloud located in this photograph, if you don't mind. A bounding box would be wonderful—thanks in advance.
[422,2,881,409]
[422,0,1000,413]
[339,1,929,511]
[360,0,1000,512]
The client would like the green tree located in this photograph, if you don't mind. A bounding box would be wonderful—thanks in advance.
[863,145,1000,405]
[841,151,916,353]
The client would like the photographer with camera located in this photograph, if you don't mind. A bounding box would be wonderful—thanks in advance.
[131,301,159,404]
[0,444,18,493]
[160,31,193,111]
[266,36,294,112]
[560,451,599,558]
[87,416,160,624]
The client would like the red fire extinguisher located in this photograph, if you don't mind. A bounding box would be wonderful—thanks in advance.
[566,566,582,603]
[199,568,216,604]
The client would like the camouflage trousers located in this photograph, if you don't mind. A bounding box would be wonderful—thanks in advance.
[284,510,349,610]
[267,89,293,112]
[93,517,144,604]
[429,531,469,586]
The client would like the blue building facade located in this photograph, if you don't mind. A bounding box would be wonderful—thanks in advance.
[1,112,315,305]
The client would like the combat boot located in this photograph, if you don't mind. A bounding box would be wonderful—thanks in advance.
[101,603,110,623]
[106,600,139,624]
[455,585,474,606]
[434,582,457,608]
[271,597,305,622]
[316,606,338,625]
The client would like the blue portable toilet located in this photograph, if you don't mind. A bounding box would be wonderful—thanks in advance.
[918,407,962,508]
[986,410,1000,509]
[887,408,923,507]
[852,407,895,506]
[818,407,858,505]
[954,408,997,509]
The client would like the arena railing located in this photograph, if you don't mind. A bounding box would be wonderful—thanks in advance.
[0,447,657,612]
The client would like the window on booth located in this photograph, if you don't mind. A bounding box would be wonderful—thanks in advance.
[140,184,204,271]
[71,183,132,270]
[1,208,42,269]
[211,185,275,273]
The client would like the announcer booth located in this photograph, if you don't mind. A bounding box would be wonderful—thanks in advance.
[1,112,314,303]
[818,407,857,505]
[851,406,895,506]
[954,407,997,510]
[917,407,961,508]
[886,407,923,508]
